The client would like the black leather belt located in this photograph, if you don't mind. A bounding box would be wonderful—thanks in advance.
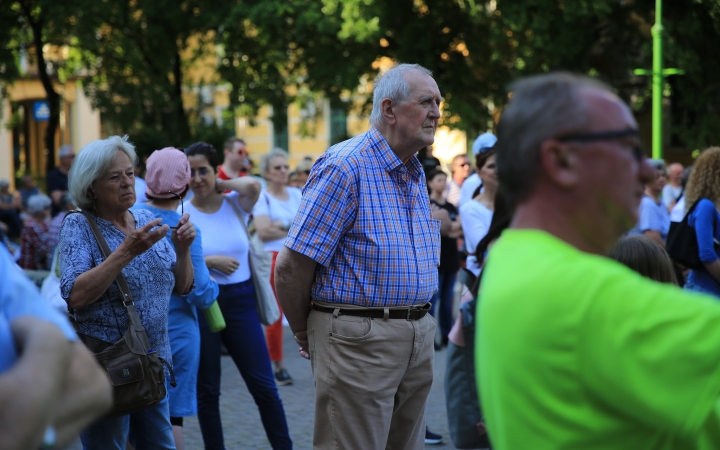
[311,303,429,320]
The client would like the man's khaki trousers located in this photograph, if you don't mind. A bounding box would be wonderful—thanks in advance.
[307,304,437,450]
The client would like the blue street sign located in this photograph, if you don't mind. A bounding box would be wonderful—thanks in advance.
[33,101,50,121]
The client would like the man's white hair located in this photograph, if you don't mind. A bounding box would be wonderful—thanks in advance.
[370,63,433,128]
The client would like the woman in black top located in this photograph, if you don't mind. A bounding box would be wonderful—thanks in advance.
[428,170,462,346]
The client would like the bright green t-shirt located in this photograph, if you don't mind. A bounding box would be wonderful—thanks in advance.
[477,229,720,450]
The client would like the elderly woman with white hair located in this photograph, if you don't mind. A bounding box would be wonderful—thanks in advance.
[254,149,303,386]
[19,193,53,270]
[58,135,196,449]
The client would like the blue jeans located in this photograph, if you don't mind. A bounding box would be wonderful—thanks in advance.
[685,269,720,298]
[80,396,175,450]
[196,279,292,449]
[430,271,457,339]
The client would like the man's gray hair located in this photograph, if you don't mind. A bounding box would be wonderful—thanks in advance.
[647,158,666,172]
[27,194,51,215]
[69,135,138,211]
[370,63,433,128]
[496,72,615,206]
[259,149,289,177]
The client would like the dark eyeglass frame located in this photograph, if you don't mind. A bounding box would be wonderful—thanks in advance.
[556,129,644,161]
[190,167,211,178]
[167,191,183,229]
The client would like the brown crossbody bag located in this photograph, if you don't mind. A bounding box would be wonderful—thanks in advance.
[69,211,175,417]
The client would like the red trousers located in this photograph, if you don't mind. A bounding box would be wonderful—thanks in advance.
[266,251,283,362]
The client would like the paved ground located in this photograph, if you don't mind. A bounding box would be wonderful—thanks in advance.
[70,325,460,449]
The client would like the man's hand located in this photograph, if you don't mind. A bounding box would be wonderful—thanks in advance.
[274,247,318,360]
[293,330,310,359]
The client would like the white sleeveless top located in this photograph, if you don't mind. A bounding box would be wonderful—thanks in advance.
[181,191,251,285]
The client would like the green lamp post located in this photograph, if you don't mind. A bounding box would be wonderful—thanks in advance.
[634,0,684,160]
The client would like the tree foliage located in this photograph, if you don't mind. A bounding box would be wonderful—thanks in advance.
[72,0,234,155]
[0,0,82,172]
[3,0,720,155]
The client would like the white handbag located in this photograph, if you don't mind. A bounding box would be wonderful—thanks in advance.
[225,197,280,326]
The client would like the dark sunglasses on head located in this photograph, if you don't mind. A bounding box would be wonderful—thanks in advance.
[556,129,644,161]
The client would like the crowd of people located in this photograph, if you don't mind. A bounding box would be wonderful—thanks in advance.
[5,62,720,450]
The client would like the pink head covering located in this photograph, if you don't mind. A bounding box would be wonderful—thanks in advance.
[144,147,191,199]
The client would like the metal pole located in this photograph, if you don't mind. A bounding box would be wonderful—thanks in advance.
[651,0,664,160]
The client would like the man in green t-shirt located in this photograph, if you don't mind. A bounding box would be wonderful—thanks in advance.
[477,73,720,450]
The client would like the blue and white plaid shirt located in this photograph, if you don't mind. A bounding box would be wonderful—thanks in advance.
[285,127,440,307]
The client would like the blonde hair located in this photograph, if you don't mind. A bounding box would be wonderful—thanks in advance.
[684,147,720,212]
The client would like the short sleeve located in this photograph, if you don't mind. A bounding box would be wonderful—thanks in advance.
[285,159,357,266]
[0,245,76,341]
[252,191,270,217]
[58,213,95,301]
[580,269,720,436]
[637,197,660,232]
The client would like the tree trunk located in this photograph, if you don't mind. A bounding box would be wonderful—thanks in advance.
[28,16,61,175]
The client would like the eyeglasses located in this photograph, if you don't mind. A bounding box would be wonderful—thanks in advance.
[167,191,183,229]
[273,165,290,171]
[556,129,644,161]
[190,167,211,178]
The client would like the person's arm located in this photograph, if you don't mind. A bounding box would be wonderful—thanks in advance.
[183,228,219,309]
[216,177,261,214]
[643,230,666,248]
[0,321,111,448]
[65,217,169,309]
[254,215,290,242]
[694,201,720,283]
[170,213,195,295]
[274,247,318,359]
[431,206,452,236]
[447,218,463,239]
[50,341,113,447]
[0,316,73,450]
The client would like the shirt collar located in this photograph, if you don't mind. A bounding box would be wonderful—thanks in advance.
[368,127,424,179]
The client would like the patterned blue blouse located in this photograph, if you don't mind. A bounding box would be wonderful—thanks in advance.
[59,209,175,366]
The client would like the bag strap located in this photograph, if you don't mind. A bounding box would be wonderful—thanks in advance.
[225,197,264,295]
[225,196,252,242]
[71,210,146,331]
[680,199,703,225]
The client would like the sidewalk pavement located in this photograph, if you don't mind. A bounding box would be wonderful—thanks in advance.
[70,324,458,449]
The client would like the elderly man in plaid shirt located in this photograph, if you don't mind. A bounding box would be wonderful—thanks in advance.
[275,63,442,449]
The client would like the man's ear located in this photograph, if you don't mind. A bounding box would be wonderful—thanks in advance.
[381,98,396,125]
[538,139,580,190]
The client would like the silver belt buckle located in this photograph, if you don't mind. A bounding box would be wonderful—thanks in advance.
[406,306,421,320]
